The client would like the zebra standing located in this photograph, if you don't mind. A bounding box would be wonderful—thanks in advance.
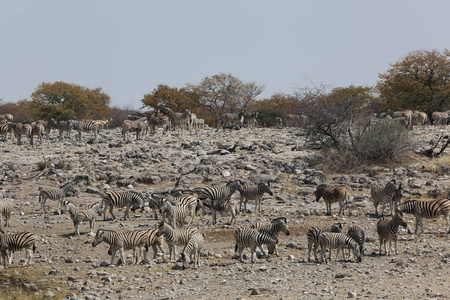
[193,180,243,202]
[318,232,362,263]
[398,198,450,234]
[314,184,349,216]
[181,232,204,269]
[56,120,71,139]
[62,200,103,235]
[140,228,165,263]
[163,108,191,131]
[122,118,147,141]
[149,192,199,224]
[0,230,37,267]
[234,226,278,263]
[147,114,170,134]
[30,123,45,145]
[376,211,407,255]
[92,229,148,265]
[200,198,238,225]
[306,223,345,262]
[38,182,75,214]
[238,182,273,213]
[156,221,198,261]
[158,198,189,229]
[251,217,290,257]
[0,122,14,141]
[370,179,402,216]
[347,225,365,257]
[222,110,245,127]
[0,198,14,227]
[100,190,145,221]
[68,120,100,140]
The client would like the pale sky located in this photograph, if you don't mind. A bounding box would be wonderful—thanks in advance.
[1,1,449,109]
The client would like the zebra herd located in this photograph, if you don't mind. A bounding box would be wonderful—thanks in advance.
[0,176,449,268]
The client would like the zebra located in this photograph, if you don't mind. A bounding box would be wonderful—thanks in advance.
[13,123,32,145]
[431,111,449,125]
[158,198,189,229]
[318,232,362,263]
[222,110,245,127]
[234,226,278,263]
[30,123,45,145]
[194,118,205,129]
[62,200,103,235]
[100,190,145,221]
[306,223,345,262]
[251,217,290,257]
[156,221,198,261]
[181,232,204,269]
[149,192,199,224]
[163,108,191,131]
[122,118,147,141]
[38,182,75,214]
[398,198,450,234]
[376,210,407,255]
[286,114,304,127]
[314,184,349,216]
[56,120,71,139]
[370,179,402,216]
[347,225,365,257]
[92,229,148,265]
[238,182,273,213]
[0,230,37,267]
[0,198,14,227]
[200,198,238,225]
[140,228,165,263]
[193,180,243,203]
[147,114,170,134]
[68,120,101,140]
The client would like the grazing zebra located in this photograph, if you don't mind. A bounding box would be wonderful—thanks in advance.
[122,118,147,141]
[56,120,71,139]
[147,114,170,134]
[330,222,343,232]
[38,182,75,214]
[347,225,365,257]
[181,232,204,269]
[158,198,189,229]
[319,232,362,263]
[306,223,345,262]
[0,230,37,267]
[0,198,14,227]
[222,110,245,127]
[140,228,165,263]
[370,179,402,216]
[100,190,145,221]
[156,221,198,261]
[251,217,290,257]
[92,229,148,265]
[238,182,273,213]
[234,226,278,263]
[314,184,349,215]
[376,211,407,255]
[68,120,100,140]
[30,123,45,145]
[200,198,238,225]
[398,198,450,234]
[62,200,103,235]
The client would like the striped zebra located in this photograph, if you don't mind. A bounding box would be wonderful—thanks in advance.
[314,184,349,216]
[376,211,407,255]
[251,217,290,257]
[38,182,75,214]
[100,190,145,221]
[12,123,32,145]
[200,198,238,225]
[30,123,45,145]
[234,226,278,263]
[222,110,245,127]
[163,108,191,131]
[158,198,189,229]
[0,198,14,227]
[181,232,204,269]
[306,223,345,262]
[193,180,243,202]
[238,182,273,213]
[56,120,71,139]
[330,222,343,233]
[62,200,103,235]
[147,114,170,134]
[68,120,100,140]
[92,229,148,265]
[0,230,37,267]
[122,118,147,141]
[0,122,14,141]
[140,228,165,263]
[319,232,362,263]
[398,198,450,234]
[149,192,199,224]
[347,225,365,256]
[370,179,402,216]
[156,221,198,261]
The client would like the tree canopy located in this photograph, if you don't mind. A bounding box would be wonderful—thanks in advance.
[140,84,197,113]
[377,49,450,113]
[29,81,111,120]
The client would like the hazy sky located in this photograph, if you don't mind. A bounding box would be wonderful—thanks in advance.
[1,1,449,109]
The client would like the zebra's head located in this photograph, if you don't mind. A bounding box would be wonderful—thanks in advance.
[258,183,273,196]
[272,217,290,236]
[181,252,190,269]
[156,221,168,236]
[330,223,343,233]
[130,191,145,212]
[393,211,407,229]
[314,184,326,202]
[92,230,105,247]
[226,180,244,193]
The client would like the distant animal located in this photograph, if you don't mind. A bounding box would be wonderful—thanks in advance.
[0,230,37,267]
[376,211,407,255]
[156,221,198,261]
[314,184,349,215]
[100,190,145,221]
[181,232,204,269]
[251,217,290,257]
[38,182,75,214]
[370,179,402,216]
[0,198,14,227]
[318,232,362,263]
[234,226,278,263]
[238,182,273,213]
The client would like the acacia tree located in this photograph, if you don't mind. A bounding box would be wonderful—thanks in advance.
[377,49,450,113]
[140,84,196,113]
[187,73,264,126]
[29,81,111,120]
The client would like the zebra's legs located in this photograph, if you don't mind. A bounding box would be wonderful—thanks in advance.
[326,202,331,215]
[25,248,33,265]
[119,248,126,265]
[124,205,131,220]
[89,219,95,234]
[110,249,117,265]
[374,202,379,216]
[74,222,80,236]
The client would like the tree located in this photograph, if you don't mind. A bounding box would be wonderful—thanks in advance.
[187,73,264,126]
[0,100,32,122]
[141,84,196,113]
[377,49,450,113]
[29,81,111,121]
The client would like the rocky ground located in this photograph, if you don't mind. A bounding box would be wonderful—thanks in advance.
[0,125,449,300]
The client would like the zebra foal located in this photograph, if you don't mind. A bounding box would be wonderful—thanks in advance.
[370,179,402,216]
[156,221,198,261]
[38,182,75,214]
[0,198,14,227]
[92,229,147,265]
[234,226,278,263]
[62,200,102,235]
[238,182,273,213]
[181,232,204,269]
[398,198,450,234]
[252,217,290,257]
[0,230,37,267]
[100,190,145,221]
[319,232,362,263]
[314,184,349,215]
[376,211,407,255]
[347,225,365,257]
